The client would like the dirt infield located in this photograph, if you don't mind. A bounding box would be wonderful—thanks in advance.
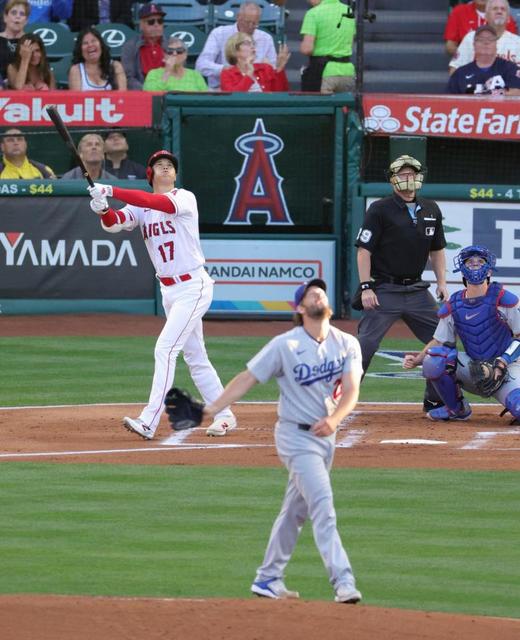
[1,315,519,639]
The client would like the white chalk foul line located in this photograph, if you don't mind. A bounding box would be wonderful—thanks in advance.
[0,443,272,460]
[461,428,520,450]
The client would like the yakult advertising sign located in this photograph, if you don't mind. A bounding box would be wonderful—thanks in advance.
[0,91,153,127]
[363,93,520,141]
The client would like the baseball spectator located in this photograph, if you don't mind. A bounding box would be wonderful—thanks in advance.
[143,36,208,92]
[27,0,72,24]
[200,279,363,604]
[0,127,56,179]
[300,0,356,93]
[121,2,167,90]
[103,129,146,180]
[88,150,237,439]
[447,24,520,93]
[220,32,289,92]
[353,155,448,413]
[7,32,55,89]
[444,0,517,56]
[68,27,127,91]
[450,0,520,73]
[195,2,277,90]
[404,246,520,424]
[61,133,117,180]
[0,0,29,79]
[68,0,134,32]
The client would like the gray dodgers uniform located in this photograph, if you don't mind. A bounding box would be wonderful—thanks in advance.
[248,325,363,591]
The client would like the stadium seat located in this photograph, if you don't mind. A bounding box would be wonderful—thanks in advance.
[213,0,284,37]
[26,22,76,60]
[96,23,137,59]
[164,23,208,58]
[133,1,213,32]
[50,54,72,89]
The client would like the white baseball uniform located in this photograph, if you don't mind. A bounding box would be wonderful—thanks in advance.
[247,325,362,592]
[106,187,233,433]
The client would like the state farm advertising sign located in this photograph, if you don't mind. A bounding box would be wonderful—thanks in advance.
[0,91,153,127]
[363,93,520,141]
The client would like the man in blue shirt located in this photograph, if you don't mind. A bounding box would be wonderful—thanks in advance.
[27,0,71,23]
[447,24,520,94]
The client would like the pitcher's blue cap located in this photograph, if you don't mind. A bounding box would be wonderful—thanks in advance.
[294,278,327,307]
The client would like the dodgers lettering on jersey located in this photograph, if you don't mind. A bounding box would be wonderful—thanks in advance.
[293,356,346,385]
[247,325,362,425]
[117,188,205,277]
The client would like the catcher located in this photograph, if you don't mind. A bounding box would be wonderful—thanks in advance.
[403,245,520,422]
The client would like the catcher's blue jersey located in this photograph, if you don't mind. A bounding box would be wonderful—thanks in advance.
[438,282,516,360]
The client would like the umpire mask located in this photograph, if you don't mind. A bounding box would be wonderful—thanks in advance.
[388,155,425,192]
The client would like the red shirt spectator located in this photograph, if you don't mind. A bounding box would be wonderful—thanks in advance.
[137,3,166,77]
[220,31,289,92]
[444,0,517,55]
[221,63,289,92]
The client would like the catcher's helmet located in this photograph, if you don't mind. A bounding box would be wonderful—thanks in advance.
[387,155,425,192]
[146,150,178,185]
[453,245,497,285]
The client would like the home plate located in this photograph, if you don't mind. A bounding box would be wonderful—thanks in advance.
[380,439,447,445]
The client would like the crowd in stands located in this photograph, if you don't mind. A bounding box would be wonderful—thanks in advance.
[1,1,520,179]
[0,0,357,94]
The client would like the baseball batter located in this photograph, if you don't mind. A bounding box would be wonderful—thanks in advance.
[203,279,363,603]
[404,245,520,421]
[88,150,236,438]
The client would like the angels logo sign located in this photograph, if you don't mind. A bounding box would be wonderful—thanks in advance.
[225,118,293,225]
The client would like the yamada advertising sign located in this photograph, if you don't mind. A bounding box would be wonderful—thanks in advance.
[363,93,520,141]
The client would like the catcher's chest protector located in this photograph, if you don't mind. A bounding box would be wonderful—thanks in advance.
[451,283,511,360]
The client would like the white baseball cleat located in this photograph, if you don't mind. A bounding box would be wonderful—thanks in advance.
[123,417,154,440]
[334,585,362,604]
[251,578,300,599]
[206,415,237,437]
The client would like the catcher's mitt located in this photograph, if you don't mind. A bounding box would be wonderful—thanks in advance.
[164,387,204,431]
[469,358,508,397]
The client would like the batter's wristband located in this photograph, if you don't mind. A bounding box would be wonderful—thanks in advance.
[360,281,375,292]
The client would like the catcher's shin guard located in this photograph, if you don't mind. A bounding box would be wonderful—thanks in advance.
[504,388,520,420]
[422,345,463,412]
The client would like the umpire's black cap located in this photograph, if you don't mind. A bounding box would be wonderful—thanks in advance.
[294,278,327,307]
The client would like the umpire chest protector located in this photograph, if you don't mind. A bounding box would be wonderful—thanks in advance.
[448,283,513,359]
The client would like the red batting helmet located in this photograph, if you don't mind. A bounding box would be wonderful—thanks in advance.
[146,150,178,185]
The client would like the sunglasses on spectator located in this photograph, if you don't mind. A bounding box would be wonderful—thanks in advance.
[146,17,164,25]
[167,47,186,54]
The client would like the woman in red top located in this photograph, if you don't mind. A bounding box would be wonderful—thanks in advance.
[220,32,290,92]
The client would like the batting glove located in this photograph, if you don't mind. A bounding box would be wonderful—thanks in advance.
[90,196,109,214]
[88,183,113,199]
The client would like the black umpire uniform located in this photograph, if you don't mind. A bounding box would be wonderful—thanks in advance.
[354,156,447,410]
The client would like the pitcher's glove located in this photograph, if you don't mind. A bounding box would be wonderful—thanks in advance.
[469,358,508,397]
[164,387,204,431]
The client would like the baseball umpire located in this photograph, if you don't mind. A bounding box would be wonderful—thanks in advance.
[201,279,363,603]
[404,245,520,422]
[354,155,449,411]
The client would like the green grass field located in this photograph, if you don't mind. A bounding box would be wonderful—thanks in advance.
[0,335,517,618]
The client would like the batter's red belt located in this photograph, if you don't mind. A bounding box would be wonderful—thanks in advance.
[158,273,192,286]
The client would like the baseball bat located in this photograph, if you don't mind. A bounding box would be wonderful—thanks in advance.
[45,104,95,187]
